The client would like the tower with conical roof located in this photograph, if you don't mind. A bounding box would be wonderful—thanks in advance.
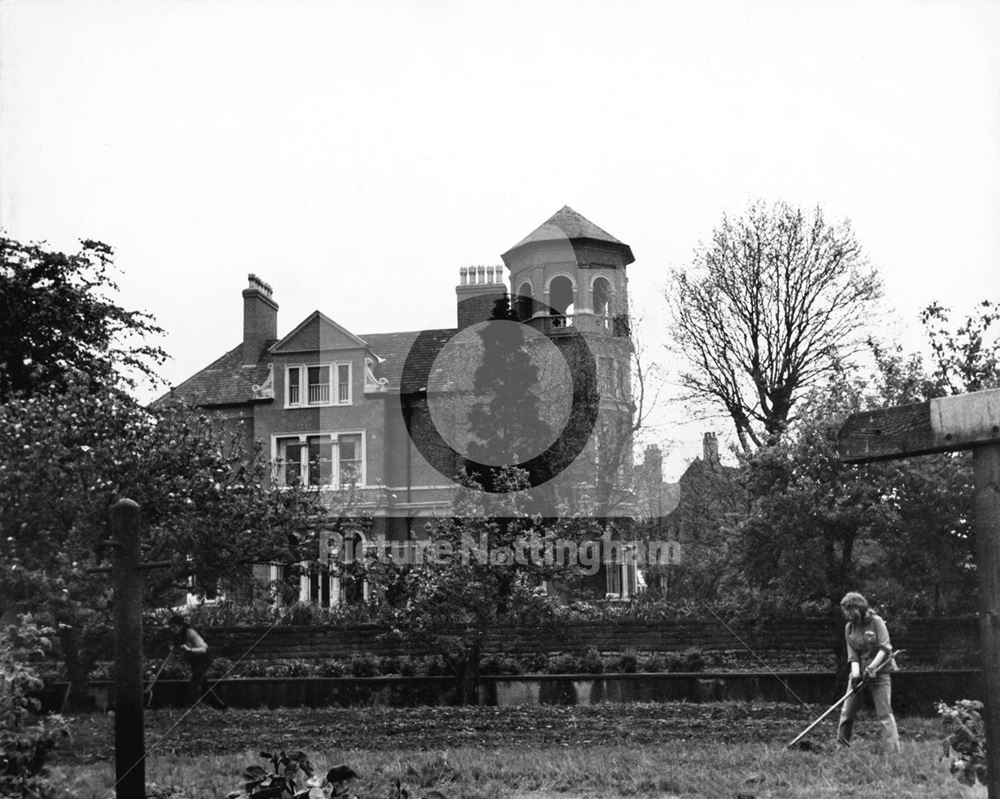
[501,205,634,337]
[501,206,636,530]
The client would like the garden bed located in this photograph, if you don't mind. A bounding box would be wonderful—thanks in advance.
[47,704,984,799]
[40,669,983,716]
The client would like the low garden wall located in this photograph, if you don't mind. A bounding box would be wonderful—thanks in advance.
[47,669,982,717]
[143,616,980,671]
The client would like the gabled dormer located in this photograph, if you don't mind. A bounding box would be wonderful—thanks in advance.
[270,311,373,409]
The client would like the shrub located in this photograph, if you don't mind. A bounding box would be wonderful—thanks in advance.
[681,647,705,672]
[617,649,639,673]
[239,659,271,677]
[282,602,321,626]
[262,662,291,678]
[642,653,666,673]
[209,657,235,679]
[0,616,68,799]
[663,652,684,672]
[396,656,418,677]
[279,659,314,677]
[546,653,582,674]
[349,653,381,678]
[581,648,604,675]
[481,654,523,676]
[379,656,401,676]
[316,660,346,678]
[938,699,987,787]
[160,660,188,680]
[522,653,549,674]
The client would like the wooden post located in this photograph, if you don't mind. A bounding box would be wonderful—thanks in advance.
[838,388,1000,798]
[974,445,1000,797]
[111,498,144,799]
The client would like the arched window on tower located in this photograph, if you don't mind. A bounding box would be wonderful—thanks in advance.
[593,277,612,331]
[548,275,575,328]
[516,281,534,321]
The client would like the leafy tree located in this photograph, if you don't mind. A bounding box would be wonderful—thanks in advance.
[0,616,68,798]
[665,202,882,453]
[735,350,976,619]
[0,237,166,400]
[465,295,545,486]
[921,299,999,395]
[0,236,327,704]
[0,380,321,707]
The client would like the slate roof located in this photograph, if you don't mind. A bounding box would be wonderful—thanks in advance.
[503,205,635,264]
[160,206,633,406]
[360,328,457,394]
[154,343,274,408]
[154,325,462,408]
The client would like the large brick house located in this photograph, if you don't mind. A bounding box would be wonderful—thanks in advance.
[160,206,642,604]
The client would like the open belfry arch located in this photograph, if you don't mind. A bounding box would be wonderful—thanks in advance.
[839,387,1000,797]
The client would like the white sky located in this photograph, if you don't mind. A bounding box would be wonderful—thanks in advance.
[2,0,999,479]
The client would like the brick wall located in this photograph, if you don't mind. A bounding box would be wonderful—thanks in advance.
[147,617,979,668]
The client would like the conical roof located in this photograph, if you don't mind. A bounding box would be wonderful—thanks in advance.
[503,205,634,264]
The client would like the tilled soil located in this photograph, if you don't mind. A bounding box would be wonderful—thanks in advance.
[53,701,928,763]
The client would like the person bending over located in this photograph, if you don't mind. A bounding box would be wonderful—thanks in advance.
[167,615,227,710]
[836,592,899,752]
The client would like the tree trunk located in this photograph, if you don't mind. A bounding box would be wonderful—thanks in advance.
[829,604,848,698]
[449,640,483,706]
[58,623,93,712]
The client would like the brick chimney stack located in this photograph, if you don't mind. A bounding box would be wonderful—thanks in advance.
[455,265,508,329]
[243,274,278,365]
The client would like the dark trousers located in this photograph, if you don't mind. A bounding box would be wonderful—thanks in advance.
[186,654,226,709]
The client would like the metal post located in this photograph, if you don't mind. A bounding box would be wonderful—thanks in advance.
[111,498,144,799]
[973,444,1000,798]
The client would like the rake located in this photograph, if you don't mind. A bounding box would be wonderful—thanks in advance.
[786,649,903,749]
[144,644,174,708]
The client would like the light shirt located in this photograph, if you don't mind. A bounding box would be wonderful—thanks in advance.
[845,612,895,671]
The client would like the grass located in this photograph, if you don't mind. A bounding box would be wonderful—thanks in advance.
[44,703,987,799]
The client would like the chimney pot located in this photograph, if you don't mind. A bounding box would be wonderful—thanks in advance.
[455,265,507,329]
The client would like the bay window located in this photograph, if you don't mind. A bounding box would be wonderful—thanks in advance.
[274,432,365,488]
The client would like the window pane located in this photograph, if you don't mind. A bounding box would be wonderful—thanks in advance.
[308,435,333,485]
[288,368,300,404]
[280,439,303,486]
[339,433,362,486]
[337,364,350,402]
[608,564,621,597]
[308,366,330,404]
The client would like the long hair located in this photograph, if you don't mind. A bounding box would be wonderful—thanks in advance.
[840,592,870,621]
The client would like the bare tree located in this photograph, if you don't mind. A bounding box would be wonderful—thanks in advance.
[665,201,882,453]
[591,329,663,519]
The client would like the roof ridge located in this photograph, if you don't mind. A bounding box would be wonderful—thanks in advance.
[503,205,630,257]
